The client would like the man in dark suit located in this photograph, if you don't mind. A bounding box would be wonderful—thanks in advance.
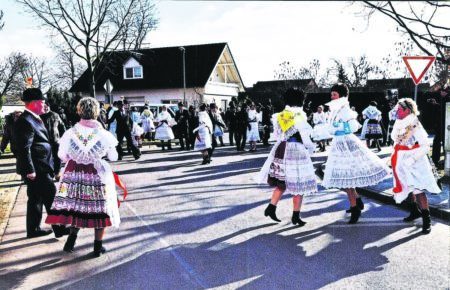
[207,103,225,161]
[235,103,249,151]
[175,102,191,150]
[14,88,69,239]
[108,100,141,160]
[225,104,237,146]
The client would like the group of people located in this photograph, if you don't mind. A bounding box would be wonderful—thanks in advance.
[14,88,121,257]
[8,82,442,262]
[258,83,441,234]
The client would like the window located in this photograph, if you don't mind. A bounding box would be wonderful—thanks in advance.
[124,66,143,79]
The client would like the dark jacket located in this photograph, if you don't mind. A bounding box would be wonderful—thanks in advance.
[175,108,190,129]
[109,108,133,134]
[225,109,237,130]
[40,111,66,145]
[14,110,54,176]
[236,109,249,132]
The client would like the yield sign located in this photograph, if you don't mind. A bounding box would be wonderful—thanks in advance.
[402,56,435,85]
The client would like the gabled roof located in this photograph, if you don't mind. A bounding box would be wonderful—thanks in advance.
[70,42,242,93]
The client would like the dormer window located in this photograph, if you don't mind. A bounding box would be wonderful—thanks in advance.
[123,57,143,79]
[124,66,143,79]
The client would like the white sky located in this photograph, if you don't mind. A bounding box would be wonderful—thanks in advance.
[0,1,422,87]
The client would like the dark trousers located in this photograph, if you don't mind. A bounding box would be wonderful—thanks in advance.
[207,133,217,158]
[235,130,247,150]
[52,143,62,174]
[116,129,140,158]
[24,173,64,235]
[177,127,190,149]
[228,128,236,146]
[432,132,442,166]
[263,126,271,145]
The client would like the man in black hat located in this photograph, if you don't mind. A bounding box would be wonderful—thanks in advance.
[108,100,141,160]
[175,102,191,150]
[14,88,69,238]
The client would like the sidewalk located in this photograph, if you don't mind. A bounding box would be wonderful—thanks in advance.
[0,142,448,243]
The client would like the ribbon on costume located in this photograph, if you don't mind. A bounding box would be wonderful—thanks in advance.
[391,144,420,193]
[113,172,127,207]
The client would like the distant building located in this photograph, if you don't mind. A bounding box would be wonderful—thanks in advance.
[70,42,245,110]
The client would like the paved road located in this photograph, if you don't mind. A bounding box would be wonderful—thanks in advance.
[0,143,449,289]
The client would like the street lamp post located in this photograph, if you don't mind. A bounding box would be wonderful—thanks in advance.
[179,47,186,105]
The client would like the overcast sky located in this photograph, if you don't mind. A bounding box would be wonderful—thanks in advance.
[0,1,421,87]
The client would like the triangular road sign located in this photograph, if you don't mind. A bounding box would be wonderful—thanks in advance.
[402,56,436,85]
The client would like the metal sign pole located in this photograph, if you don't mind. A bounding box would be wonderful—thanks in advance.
[414,85,418,104]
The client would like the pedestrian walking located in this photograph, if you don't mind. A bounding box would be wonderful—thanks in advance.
[257,88,318,226]
[193,103,213,165]
[322,83,390,224]
[107,101,118,138]
[261,102,273,146]
[14,88,69,239]
[40,104,66,181]
[188,105,199,149]
[389,98,441,234]
[46,97,121,256]
[155,105,176,151]
[246,102,260,152]
[361,101,383,152]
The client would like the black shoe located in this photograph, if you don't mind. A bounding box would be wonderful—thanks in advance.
[403,202,422,222]
[118,155,123,160]
[27,229,53,238]
[264,203,281,222]
[63,233,78,252]
[421,209,431,234]
[94,240,106,257]
[201,156,209,165]
[134,154,141,160]
[291,211,306,227]
[346,197,364,213]
[348,206,361,224]
[54,226,70,238]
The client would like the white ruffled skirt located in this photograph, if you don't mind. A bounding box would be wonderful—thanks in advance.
[312,123,332,141]
[155,123,174,141]
[322,134,390,188]
[247,122,260,142]
[194,126,212,151]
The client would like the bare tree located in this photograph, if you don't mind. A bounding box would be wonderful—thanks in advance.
[52,41,85,89]
[0,52,29,97]
[331,56,377,87]
[0,10,5,31]
[18,0,159,98]
[359,1,450,86]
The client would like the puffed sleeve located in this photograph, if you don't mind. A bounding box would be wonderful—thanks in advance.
[103,130,119,161]
[411,122,431,161]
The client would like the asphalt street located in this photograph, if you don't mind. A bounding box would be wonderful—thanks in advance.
[0,143,449,290]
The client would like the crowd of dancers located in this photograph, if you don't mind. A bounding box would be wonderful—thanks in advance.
[8,83,442,259]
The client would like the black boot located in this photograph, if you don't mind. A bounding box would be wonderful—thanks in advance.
[201,155,209,165]
[403,202,422,222]
[264,203,281,222]
[421,209,431,234]
[348,206,361,224]
[346,197,364,213]
[93,240,106,257]
[63,233,78,253]
[291,211,306,227]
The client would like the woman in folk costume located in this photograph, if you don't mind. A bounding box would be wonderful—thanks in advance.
[155,105,176,150]
[46,97,121,257]
[193,103,213,165]
[390,98,441,234]
[256,88,318,226]
[246,102,260,152]
[140,106,155,141]
[322,83,390,224]
[361,101,383,152]
[311,105,331,152]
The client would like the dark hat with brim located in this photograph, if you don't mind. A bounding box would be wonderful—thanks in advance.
[209,103,217,109]
[22,88,46,102]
